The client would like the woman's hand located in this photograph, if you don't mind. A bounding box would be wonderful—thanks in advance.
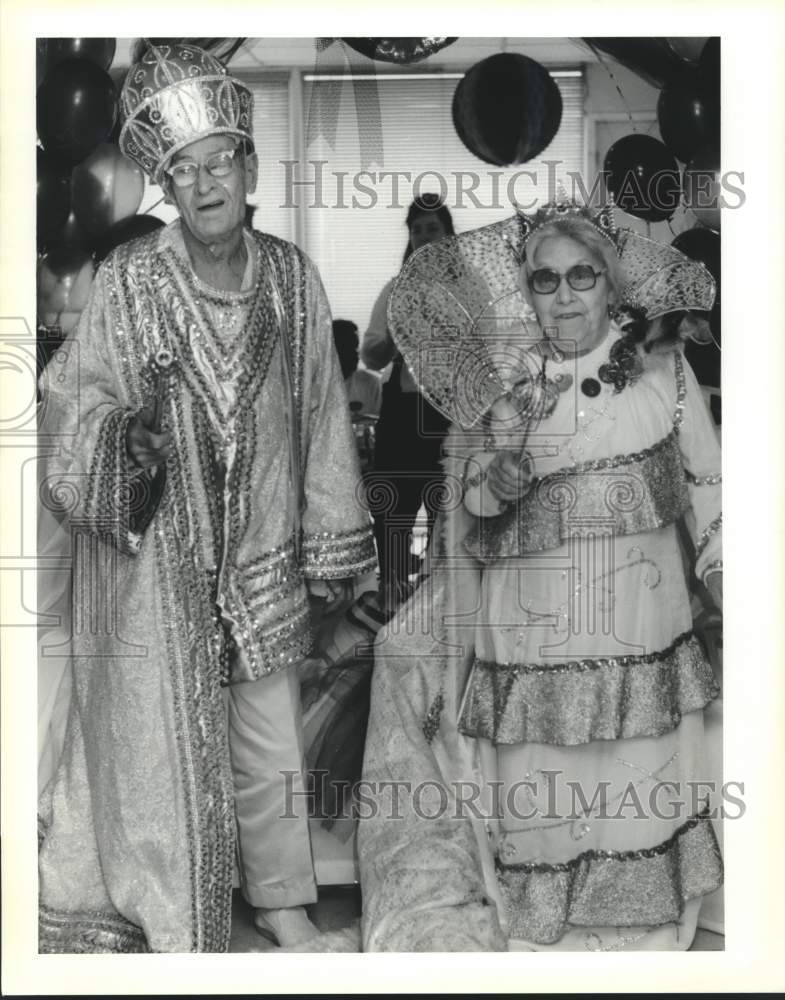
[487,450,534,504]
[705,570,723,613]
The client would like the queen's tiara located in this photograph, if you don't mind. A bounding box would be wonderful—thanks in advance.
[515,193,619,261]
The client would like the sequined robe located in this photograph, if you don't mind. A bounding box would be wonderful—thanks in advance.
[358,331,722,951]
[38,222,376,953]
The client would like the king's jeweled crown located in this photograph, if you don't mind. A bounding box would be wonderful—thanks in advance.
[515,194,619,260]
[119,41,254,185]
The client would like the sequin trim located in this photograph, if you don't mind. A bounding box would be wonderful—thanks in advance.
[39,904,149,954]
[102,237,234,951]
[463,429,690,562]
[154,248,279,434]
[695,513,722,561]
[685,470,722,486]
[673,351,686,429]
[156,521,235,951]
[57,406,139,556]
[220,573,313,683]
[496,808,723,944]
[302,526,377,580]
[459,631,719,746]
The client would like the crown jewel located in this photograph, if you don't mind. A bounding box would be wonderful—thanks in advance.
[515,191,619,259]
[119,41,254,185]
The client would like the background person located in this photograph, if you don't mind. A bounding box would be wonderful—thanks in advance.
[361,194,455,608]
[333,318,382,419]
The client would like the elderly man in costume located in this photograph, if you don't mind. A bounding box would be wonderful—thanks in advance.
[37,42,376,953]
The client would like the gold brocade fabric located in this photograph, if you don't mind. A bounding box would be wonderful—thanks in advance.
[459,631,719,746]
[497,808,723,945]
[463,430,690,562]
[37,221,375,953]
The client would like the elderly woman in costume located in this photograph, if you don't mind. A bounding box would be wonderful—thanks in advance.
[37,43,376,953]
[358,198,723,951]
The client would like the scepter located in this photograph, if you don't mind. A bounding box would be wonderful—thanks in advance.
[129,349,176,542]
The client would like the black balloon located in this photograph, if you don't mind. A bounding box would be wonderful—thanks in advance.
[71,143,145,240]
[682,145,721,230]
[685,326,720,387]
[36,40,48,89]
[42,37,116,73]
[342,37,458,64]
[603,134,681,222]
[710,298,721,342]
[657,70,719,164]
[673,225,721,351]
[55,210,92,255]
[698,38,720,97]
[583,38,687,90]
[37,58,118,166]
[37,148,72,251]
[92,215,165,264]
[671,226,720,281]
[664,38,708,64]
[452,53,563,167]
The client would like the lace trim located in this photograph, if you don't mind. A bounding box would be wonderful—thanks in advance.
[497,808,723,945]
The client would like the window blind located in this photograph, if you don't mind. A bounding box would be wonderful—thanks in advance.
[238,72,294,242]
[300,71,585,330]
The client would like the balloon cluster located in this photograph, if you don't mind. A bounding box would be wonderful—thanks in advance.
[590,39,721,392]
[596,38,720,230]
[36,38,164,367]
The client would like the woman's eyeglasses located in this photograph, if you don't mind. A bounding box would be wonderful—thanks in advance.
[529,265,606,295]
[165,146,243,188]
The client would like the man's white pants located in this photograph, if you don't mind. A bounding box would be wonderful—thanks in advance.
[227,665,318,909]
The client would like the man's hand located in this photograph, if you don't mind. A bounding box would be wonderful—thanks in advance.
[126,407,173,469]
[309,577,355,608]
[487,450,534,504]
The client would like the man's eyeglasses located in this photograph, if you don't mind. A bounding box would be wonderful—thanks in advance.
[529,265,606,295]
[165,146,244,188]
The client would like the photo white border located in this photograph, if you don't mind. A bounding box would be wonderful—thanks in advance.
[2,1,784,994]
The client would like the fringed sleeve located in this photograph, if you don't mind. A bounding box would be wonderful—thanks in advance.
[299,256,377,580]
[38,264,149,558]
